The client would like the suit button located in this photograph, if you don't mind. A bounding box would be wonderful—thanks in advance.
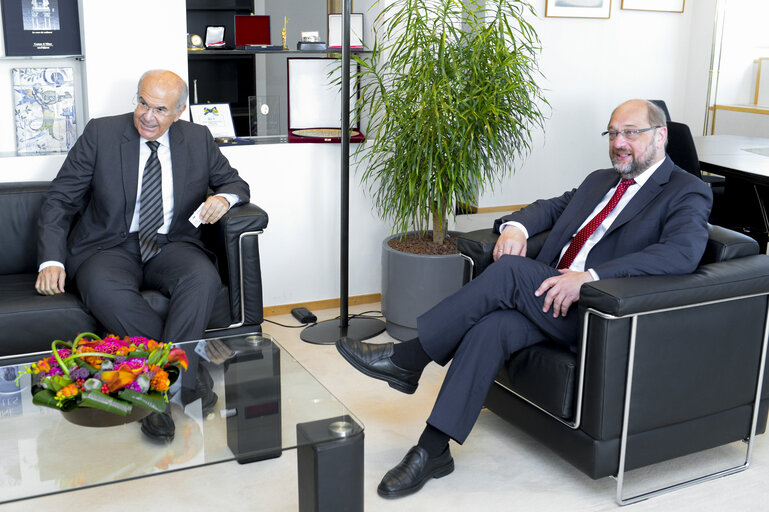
[121,232,126,238]
[97,246,103,250]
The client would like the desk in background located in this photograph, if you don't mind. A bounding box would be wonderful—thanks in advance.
[694,135,769,252]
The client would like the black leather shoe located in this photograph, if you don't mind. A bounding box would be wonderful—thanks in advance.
[378,445,454,498]
[181,364,218,415]
[336,338,421,394]
[140,410,175,441]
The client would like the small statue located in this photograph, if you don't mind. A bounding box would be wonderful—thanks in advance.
[282,16,289,50]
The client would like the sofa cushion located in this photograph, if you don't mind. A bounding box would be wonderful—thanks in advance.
[0,274,234,356]
[0,182,48,275]
[499,342,577,420]
[0,274,101,355]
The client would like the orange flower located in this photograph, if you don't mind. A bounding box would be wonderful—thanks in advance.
[100,369,137,392]
[82,356,102,369]
[35,358,52,374]
[151,368,170,392]
[56,383,80,400]
[168,348,189,370]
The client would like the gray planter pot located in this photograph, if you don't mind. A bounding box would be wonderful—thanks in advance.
[381,232,470,341]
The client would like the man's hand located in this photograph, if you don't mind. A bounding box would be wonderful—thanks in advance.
[493,226,527,261]
[199,195,229,225]
[36,266,66,296]
[534,270,594,318]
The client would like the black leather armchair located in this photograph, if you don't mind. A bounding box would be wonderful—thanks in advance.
[458,225,769,503]
[0,181,268,357]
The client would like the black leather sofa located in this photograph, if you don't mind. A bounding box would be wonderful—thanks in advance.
[458,225,769,502]
[0,181,268,357]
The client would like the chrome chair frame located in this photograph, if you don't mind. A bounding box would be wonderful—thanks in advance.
[490,291,769,505]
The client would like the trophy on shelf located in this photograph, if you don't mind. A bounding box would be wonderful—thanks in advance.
[282,16,289,50]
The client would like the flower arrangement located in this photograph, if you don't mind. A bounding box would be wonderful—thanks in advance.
[17,332,189,417]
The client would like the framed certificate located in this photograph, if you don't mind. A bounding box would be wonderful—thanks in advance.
[189,103,236,139]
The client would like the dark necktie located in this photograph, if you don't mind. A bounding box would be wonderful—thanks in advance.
[138,140,163,263]
[557,178,635,270]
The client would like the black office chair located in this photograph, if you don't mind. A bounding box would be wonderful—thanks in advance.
[647,100,727,225]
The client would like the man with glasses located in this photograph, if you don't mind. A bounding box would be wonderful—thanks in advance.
[35,69,249,438]
[337,99,713,498]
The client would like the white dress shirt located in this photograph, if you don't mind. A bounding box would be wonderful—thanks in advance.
[501,157,665,280]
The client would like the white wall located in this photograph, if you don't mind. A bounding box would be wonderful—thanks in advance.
[477,0,717,207]
[714,0,769,106]
[0,0,719,307]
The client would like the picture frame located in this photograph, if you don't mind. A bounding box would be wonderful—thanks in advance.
[1,0,82,56]
[545,0,611,19]
[12,67,77,154]
[621,0,684,13]
[189,103,236,139]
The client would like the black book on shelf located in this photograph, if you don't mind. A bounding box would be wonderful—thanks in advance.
[1,0,81,57]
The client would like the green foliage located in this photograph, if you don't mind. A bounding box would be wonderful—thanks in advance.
[355,0,547,244]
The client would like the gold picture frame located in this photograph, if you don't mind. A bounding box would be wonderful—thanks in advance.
[621,0,684,13]
[545,0,611,19]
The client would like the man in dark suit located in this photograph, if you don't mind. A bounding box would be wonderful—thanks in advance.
[337,99,713,498]
[35,69,249,342]
[35,70,250,438]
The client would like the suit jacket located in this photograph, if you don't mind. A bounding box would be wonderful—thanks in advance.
[493,156,713,279]
[37,113,251,276]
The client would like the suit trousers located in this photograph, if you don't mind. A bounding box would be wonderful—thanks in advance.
[74,234,221,343]
[416,255,580,443]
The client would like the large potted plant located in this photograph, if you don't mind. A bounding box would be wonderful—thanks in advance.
[355,0,546,339]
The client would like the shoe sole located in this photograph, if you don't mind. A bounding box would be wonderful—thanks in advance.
[336,342,417,394]
[377,459,455,498]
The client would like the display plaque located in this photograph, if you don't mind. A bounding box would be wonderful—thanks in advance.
[287,58,364,144]
[249,95,281,137]
[328,13,363,49]
[235,15,271,47]
[1,0,82,56]
[190,103,236,139]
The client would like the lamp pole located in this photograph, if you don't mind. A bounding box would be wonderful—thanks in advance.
[300,0,385,344]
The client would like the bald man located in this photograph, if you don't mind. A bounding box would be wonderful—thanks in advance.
[337,100,713,498]
[35,70,250,437]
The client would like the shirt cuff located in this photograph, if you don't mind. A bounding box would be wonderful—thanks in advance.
[499,221,529,239]
[587,268,599,281]
[39,261,65,272]
[215,193,239,209]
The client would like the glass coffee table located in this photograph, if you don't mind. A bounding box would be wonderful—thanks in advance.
[0,333,363,509]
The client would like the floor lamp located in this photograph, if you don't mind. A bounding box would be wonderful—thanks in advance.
[301,0,385,345]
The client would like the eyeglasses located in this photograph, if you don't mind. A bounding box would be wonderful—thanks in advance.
[601,126,661,141]
[134,97,171,118]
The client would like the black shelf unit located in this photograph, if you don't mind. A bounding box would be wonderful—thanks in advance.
[186,0,255,136]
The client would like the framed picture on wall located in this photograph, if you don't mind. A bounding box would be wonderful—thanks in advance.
[1,0,82,56]
[545,0,611,19]
[12,67,77,154]
[621,0,684,13]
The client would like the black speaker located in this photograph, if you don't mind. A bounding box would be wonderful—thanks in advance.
[296,416,364,512]
[224,342,282,463]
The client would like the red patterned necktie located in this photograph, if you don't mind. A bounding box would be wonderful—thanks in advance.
[557,179,636,270]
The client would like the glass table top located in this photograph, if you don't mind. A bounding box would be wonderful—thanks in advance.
[0,332,362,504]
